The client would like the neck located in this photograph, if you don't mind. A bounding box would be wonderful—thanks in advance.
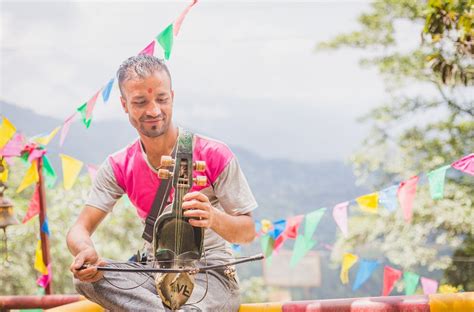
[139,123,178,168]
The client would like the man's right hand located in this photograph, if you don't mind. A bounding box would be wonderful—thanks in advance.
[70,247,106,283]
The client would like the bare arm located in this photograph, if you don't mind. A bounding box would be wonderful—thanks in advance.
[67,205,108,282]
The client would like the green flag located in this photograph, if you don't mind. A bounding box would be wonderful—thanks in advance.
[304,208,326,241]
[77,102,92,128]
[427,165,450,200]
[260,234,274,258]
[403,271,420,295]
[290,235,316,268]
[156,24,174,60]
[42,156,57,189]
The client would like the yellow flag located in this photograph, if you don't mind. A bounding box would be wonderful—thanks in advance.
[356,192,379,213]
[0,117,16,148]
[261,219,272,233]
[60,154,83,190]
[34,126,61,146]
[34,240,48,275]
[0,158,8,182]
[16,160,39,193]
[340,252,358,284]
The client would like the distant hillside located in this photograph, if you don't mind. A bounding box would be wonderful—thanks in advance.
[1,101,366,221]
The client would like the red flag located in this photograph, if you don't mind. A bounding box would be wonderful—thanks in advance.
[139,41,155,56]
[23,184,40,223]
[273,215,304,251]
[382,265,402,296]
[397,176,419,223]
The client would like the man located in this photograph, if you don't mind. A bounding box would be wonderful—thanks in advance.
[67,55,258,311]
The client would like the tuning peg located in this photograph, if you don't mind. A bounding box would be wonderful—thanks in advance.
[158,168,173,179]
[160,155,175,167]
[193,176,207,186]
[193,161,206,172]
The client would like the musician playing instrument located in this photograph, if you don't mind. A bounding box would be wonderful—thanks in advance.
[66,55,258,311]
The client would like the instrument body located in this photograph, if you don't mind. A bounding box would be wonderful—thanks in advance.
[152,130,205,310]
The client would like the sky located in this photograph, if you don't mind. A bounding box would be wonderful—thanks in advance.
[1,0,406,162]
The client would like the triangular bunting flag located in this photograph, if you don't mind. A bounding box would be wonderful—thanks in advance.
[86,90,101,120]
[157,24,174,60]
[290,235,316,268]
[41,219,50,236]
[16,160,39,193]
[42,156,57,189]
[0,117,16,149]
[173,0,198,36]
[36,264,52,288]
[427,165,450,200]
[333,202,349,237]
[273,215,304,251]
[421,277,438,295]
[0,157,8,182]
[340,253,358,284]
[397,176,419,223]
[268,219,286,239]
[34,240,48,275]
[59,154,83,190]
[0,133,24,157]
[34,126,60,146]
[356,192,379,213]
[77,103,92,128]
[379,185,399,212]
[260,234,274,258]
[403,271,420,295]
[102,78,114,103]
[382,265,402,296]
[139,40,156,56]
[260,219,272,234]
[60,113,77,146]
[352,259,379,291]
[303,208,326,241]
[451,153,474,176]
[22,184,41,223]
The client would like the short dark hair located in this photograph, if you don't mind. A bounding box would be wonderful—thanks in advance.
[116,55,172,95]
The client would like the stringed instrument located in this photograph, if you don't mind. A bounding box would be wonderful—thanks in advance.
[152,130,207,309]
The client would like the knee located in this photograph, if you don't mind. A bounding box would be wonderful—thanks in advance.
[73,278,95,297]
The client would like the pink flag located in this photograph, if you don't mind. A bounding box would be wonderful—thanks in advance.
[173,0,198,36]
[382,265,402,296]
[333,201,349,237]
[0,133,25,157]
[23,184,40,223]
[421,277,438,295]
[397,176,419,223]
[27,148,46,163]
[36,263,52,288]
[139,41,156,56]
[451,153,474,176]
[273,215,304,251]
[60,113,77,146]
[87,164,99,182]
[86,90,101,120]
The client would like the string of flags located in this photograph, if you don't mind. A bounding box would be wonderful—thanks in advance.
[247,152,473,295]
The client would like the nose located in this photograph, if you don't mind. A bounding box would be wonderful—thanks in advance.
[146,102,161,117]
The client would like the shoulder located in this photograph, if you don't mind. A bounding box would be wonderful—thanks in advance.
[108,139,141,166]
[193,133,235,183]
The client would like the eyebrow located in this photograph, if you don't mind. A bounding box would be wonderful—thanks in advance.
[131,96,146,101]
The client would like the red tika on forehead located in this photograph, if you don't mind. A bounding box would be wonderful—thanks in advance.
[148,88,153,94]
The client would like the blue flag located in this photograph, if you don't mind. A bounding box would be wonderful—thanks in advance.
[352,259,379,291]
[41,219,50,236]
[378,185,399,212]
[268,219,286,239]
[102,78,114,103]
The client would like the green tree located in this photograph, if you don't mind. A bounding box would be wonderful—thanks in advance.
[0,159,143,295]
[319,0,473,291]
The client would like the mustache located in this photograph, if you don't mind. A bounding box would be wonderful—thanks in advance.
[140,114,165,122]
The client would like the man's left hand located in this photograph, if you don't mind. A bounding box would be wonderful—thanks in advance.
[182,191,216,229]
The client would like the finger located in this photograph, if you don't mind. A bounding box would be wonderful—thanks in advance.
[182,200,209,211]
[183,191,208,202]
[189,219,210,228]
[75,266,97,279]
[184,209,209,218]
[73,254,85,270]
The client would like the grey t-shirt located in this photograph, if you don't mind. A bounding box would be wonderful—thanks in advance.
[86,135,258,263]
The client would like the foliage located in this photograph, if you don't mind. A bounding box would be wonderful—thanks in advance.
[0,159,143,295]
[319,0,473,290]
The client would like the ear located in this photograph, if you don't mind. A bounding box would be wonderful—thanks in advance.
[171,89,175,102]
[120,96,129,113]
